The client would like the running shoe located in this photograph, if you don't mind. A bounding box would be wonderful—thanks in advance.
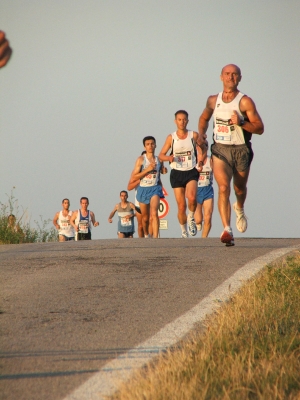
[220,229,235,246]
[181,230,188,239]
[187,217,197,236]
[233,202,248,233]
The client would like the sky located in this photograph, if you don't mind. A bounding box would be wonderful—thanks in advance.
[1,0,299,240]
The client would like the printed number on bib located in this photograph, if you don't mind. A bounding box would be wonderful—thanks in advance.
[79,221,89,233]
[121,217,132,226]
[60,219,70,230]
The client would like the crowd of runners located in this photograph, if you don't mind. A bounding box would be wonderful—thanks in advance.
[52,64,264,246]
[1,32,264,246]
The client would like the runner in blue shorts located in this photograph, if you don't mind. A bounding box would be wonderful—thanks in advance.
[131,136,167,238]
[194,142,214,237]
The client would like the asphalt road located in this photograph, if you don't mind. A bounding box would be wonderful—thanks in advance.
[1,238,300,400]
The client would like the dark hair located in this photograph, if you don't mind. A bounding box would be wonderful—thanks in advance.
[80,197,89,203]
[62,198,70,203]
[141,150,146,155]
[175,110,188,118]
[120,190,128,196]
[143,136,156,146]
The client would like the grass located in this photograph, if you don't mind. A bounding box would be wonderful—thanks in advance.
[110,254,300,400]
[0,188,58,244]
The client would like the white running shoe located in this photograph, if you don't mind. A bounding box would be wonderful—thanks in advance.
[197,223,202,232]
[181,231,188,238]
[187,217,197,236]
[233,202,248,233]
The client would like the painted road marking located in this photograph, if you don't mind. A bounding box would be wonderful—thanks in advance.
[64,246,300,400]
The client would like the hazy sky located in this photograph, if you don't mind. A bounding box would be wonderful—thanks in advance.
[1,0,299,239]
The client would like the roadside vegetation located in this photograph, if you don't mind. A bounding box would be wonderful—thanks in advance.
[111,254,300,400]
[0,188,57,244]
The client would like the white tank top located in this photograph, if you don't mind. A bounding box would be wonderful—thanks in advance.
[213,92,246,145]
[170,130,196,170]
[58,210,75,237]
[198,156,213,187]
[140,155,161,187]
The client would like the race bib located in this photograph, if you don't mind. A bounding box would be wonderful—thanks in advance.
[175,151,193,169]
[198,172,210,187]
[121,217,132,226]
[78,220,89,233]
[141,171,157,186]
[215,117,235,141]
[60,219,70,230]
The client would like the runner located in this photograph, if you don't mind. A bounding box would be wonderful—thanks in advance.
[108,191,136,238]
[127,170,145,238]
[194,141,214,238]
[53,198,75,242]
[158,110,205,238]
[198,64,264,246]
[70,197,99,240]
[131,136,166,238]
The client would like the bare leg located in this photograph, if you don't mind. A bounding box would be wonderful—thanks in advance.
[194,203,203,225]
[212,156,233,229]
[59,234,66,242]
[136,212,144,238]
[185,179,198,213]
[173,187,187,225]
[139,203,150,236]
[202,198,214,237]
[149,195,160,238]
[233,168,250,209]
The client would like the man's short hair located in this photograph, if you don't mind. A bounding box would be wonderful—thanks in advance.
[120,190,128,196]
[175,110,188,118]
[80,197,89,203]
[143,136,156,146]
[62,198,70,203]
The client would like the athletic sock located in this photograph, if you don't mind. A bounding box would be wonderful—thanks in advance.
[180,224,187,233]
[188,210,195,219]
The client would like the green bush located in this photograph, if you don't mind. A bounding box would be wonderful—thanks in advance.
[0,188,58,244]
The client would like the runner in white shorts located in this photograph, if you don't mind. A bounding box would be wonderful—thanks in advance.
[53,198,75,241]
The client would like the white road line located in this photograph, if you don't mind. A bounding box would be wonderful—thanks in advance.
[64,246,299,400]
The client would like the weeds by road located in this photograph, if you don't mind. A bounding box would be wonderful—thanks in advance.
[0,188,57,244]
[111,254,300,400]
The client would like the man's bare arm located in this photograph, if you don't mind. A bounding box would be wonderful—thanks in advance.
[158,135,174,163]
[108,206,117,222]
[70,211,78,231]
[90,211,99,227]
[131,156,155,181]
[198,95,216,139]
[238,96,264,134]
[52,212,60,230]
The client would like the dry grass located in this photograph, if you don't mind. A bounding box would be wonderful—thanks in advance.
[110,254,300,400]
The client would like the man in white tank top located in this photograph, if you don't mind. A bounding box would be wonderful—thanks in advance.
[159,110,206,238]
[198,64,264,246]
[131,136,167,238]
[52,198,75,241]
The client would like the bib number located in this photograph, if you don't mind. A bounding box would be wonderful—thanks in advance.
[121,217,132,226]
[60,219,70,230]
[78,221,89,233]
